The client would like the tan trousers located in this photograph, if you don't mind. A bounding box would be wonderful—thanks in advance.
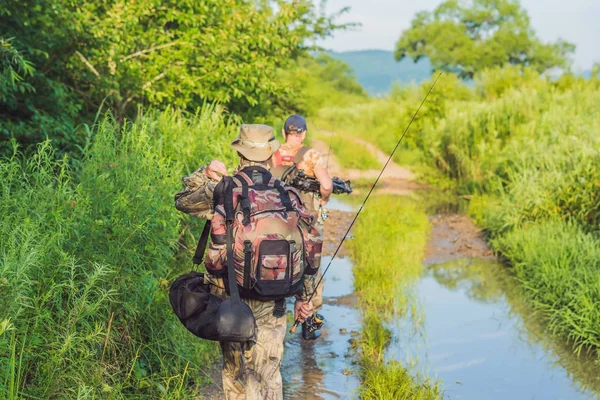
[220,299,287,400]
[310,219,324,309]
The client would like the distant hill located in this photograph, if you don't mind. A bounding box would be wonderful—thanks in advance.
[328,50,432,95]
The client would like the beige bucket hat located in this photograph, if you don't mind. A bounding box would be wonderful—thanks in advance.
[230,124,280,162]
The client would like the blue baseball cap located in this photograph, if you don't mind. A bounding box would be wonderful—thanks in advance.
[284,115,307,134]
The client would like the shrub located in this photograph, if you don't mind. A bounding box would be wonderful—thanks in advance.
[0,107,235,398]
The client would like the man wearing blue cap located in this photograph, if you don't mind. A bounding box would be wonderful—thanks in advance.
[271,115,332,340]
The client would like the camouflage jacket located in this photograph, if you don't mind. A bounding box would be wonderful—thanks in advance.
[174,165,319,301]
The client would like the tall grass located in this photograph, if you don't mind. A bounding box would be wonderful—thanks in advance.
[348,196,439,399]
[0,106,235,398]
[492,220,600,353]
[315,131,380,170]
[320,69,600,361]
[419,77,600,357]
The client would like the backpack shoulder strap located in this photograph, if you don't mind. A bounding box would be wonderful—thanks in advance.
[293,146,310,164]
[226,220,241,302]
[274,179,293,211]
[238,178,251,226]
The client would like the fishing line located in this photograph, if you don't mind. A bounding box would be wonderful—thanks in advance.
[326,130,334,170]
[291,71,443,333]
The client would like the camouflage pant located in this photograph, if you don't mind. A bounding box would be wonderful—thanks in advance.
[220,298,287,400]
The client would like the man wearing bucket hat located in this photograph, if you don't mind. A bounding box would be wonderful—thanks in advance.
[175,124,320,399]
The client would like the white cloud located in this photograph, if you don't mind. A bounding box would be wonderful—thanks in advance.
[318,0,600,70]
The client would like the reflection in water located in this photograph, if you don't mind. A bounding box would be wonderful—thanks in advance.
[283,192,600,399]
[282,257,361,399]
[388,257,600,400]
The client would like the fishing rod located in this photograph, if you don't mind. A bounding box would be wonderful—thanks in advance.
[326,130,333,170]
[290,71,443,334]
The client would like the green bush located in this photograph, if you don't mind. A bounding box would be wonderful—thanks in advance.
[0,107,235,398]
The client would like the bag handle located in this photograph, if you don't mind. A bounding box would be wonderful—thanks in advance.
[192,220,212,265]
[226,221,241,302]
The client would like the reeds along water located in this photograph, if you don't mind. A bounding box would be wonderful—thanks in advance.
[348,195,440,399]
[0,107,236,398]
[314,69,600,365]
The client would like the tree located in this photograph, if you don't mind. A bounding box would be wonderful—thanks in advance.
[395,0,575,79]
[0,0,346,150]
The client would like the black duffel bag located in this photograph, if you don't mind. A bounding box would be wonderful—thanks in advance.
[169,271,222,341]
[170,216,256,343]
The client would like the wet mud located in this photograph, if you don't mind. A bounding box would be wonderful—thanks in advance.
[425,214,494,264]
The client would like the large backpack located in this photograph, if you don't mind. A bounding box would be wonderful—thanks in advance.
[206,166,320,301]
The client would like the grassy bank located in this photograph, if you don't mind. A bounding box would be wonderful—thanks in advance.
[314,131,380,170]
[317,69,600,361]
[0,107,235,398]
[348,196,439,399]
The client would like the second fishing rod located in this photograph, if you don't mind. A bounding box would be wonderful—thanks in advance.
[290,71,443,335]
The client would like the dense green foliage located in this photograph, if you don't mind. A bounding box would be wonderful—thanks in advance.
[0,107,237,398]
[318,68,600,361]
[395,0,575,79]
[0,0,344,151]
[349,196,439,399]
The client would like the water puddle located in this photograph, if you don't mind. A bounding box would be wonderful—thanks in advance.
[282,196,360,399]
[282,191,600,400]
[388,256,600,399]
[385,202,600,400]
[282,256,361,399]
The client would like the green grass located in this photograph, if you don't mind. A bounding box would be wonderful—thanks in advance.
[0,106,234,398]
[316,131,381,170]
[348,195,440,399]
[491,219,600,354]
[317,69,600,362]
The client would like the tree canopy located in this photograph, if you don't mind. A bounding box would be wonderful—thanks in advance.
[0,0,346,150]
[394,0,575,79]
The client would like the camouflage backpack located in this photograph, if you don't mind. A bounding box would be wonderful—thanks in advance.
[205,166,321,301]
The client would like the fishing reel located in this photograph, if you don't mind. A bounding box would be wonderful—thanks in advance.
[303,313,324,339]
[319,206,330,221]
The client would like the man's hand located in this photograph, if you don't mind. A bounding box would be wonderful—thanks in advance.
[203,160,228,181]
[294,300,313,323]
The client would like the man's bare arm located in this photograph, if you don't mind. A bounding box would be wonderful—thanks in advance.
[313,165,332,205]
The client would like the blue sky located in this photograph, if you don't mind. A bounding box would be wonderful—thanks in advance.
[317,0,599,71]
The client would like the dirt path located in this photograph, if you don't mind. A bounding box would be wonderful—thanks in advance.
[425,214,494,265]
[312,134,415,182]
